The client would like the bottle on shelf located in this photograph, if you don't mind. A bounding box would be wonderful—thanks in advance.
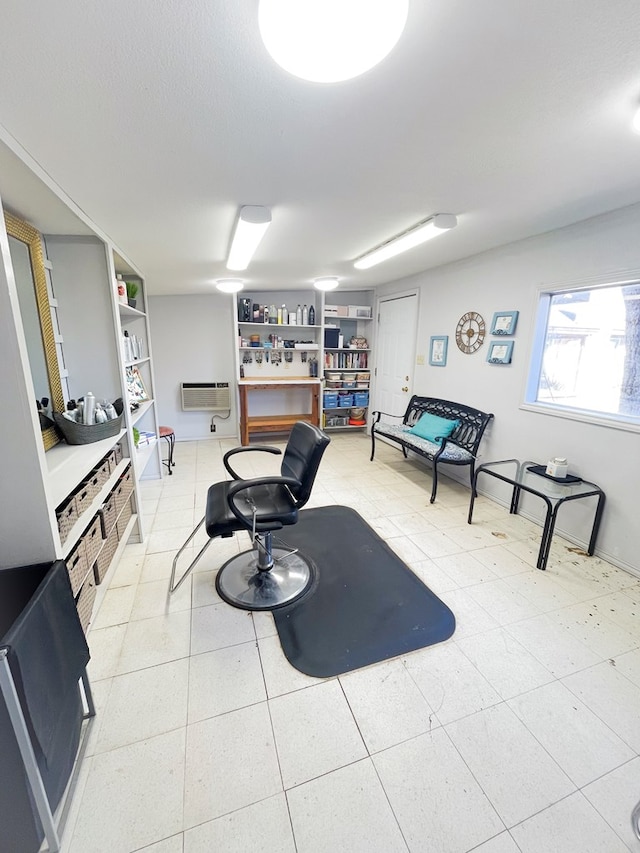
[116,274,127,305]
[269,304,277,324]
[264,305,269,324]
[302,304,308,325]
[83,391,96,425]
[308,305,315,325]
[296,304,302,325]
[281,303,287,324]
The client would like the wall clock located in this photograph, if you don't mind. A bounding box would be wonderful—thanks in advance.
[455,311,486,354]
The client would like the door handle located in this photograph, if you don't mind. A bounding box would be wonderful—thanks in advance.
[402,386,408,392]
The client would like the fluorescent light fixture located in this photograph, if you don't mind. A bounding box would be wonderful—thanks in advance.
[216,279,244,294]
[227,206,272,271]
[314,276,339,291]
[633,106,640,134]
[354,214,458,270]
[258,0,409,83]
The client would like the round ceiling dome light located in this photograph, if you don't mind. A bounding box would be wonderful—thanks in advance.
[314,277,339,291]
[216,279,244,293]
[258,0,409,84]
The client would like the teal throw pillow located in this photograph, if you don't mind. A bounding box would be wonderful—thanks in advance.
[408,413,459,443]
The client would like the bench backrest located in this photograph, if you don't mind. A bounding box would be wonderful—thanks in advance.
[403,396,494,455]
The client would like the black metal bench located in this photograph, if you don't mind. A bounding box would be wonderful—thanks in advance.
[370,395,494,503]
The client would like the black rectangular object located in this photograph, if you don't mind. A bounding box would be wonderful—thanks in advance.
[0,561,89,852]
[324,328,340,348]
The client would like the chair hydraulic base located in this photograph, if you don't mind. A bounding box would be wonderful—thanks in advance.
[215,537,314,611]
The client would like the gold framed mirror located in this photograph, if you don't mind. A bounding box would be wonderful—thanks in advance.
[5,211,64,450]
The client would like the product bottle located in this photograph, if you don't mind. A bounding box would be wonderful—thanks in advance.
[296,304,302,325]
[83,391,96,425]
[264,305,269,324]
[308,305,315,325]
[116,274,127,305]
[281,303,287,324]
[302,304,308,325]
[269,304,277,324]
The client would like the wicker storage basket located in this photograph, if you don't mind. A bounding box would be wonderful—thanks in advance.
[56,495,78,546]
[114,465,134,513]
[94,525,118,584]
[116,496,134,539]
[53,412,123,445]
[75,575,97,634]
[66,539,89,597]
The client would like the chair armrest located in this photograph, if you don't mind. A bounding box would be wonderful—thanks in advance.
[223,445,282,479]
[226,475,301,531]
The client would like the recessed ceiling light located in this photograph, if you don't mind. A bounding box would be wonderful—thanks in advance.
[314,277,340,291]
[227,206,272,271]
[258,0,409,83]
[354,214,458,270]
[216,279,244,293]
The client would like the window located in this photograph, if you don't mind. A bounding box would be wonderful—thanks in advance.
[525,279,640,427]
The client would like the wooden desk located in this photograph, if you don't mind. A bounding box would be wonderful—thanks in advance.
[238,379,321,445]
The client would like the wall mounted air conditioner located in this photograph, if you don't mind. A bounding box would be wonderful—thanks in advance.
[181,382,231,411]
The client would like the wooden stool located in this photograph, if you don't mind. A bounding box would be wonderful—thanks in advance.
[159,426,175,474]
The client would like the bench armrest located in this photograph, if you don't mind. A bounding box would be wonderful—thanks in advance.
[371,410,404,425]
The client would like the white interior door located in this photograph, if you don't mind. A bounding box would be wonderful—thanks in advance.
[374,293,418,416]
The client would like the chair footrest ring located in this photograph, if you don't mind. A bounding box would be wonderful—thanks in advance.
[215,547,315,611]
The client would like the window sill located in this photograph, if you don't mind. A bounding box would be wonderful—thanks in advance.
[520,401,640,434]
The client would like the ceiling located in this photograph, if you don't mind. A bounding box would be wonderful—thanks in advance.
[1,1,640,295]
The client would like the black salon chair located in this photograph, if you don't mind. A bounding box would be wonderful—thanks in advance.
[168,421,330,610]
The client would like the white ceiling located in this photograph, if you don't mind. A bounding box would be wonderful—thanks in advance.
[1,1,640,295]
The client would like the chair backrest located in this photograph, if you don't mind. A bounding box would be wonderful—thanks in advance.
[280,422,330,507]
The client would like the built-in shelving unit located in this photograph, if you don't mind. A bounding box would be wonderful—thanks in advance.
[322,291,374,431]
[0,131,161,627]
[233,291,323,442]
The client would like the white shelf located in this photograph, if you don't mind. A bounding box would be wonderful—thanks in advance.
[130,399,155,425]
[324,315,373,322]
[47,431,127,508]
[118,302,146,318]
[324,423,368,430]
[136,439,158,472]
[125,357,151,368]
[238,321,321,329]
[325,348,371,353]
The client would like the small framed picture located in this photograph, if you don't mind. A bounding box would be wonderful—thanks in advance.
[487,340,514,364]
[429,335,448,366]
[490,310,519,336]
[126,365,150,403]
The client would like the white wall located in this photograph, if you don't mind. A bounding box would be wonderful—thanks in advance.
[377,202,640,575]
[148,294,238,440]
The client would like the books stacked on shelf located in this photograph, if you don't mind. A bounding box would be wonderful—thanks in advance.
[137,430,156,446]
[324,351,369,369]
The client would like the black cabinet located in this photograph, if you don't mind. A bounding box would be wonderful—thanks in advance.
[0,560,93,853]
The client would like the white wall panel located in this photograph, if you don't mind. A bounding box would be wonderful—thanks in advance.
[148,294,237,440]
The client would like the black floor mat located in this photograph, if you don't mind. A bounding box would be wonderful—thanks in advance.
[273,505,456,677]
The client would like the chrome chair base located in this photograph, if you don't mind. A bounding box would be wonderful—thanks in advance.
[215,546,314,611]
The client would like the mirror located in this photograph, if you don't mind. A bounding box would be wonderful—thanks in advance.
[5,211,64,450]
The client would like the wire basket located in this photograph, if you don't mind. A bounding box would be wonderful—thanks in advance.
[53,412,123,445]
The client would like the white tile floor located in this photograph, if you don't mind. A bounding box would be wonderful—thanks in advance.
[60,433,640,853]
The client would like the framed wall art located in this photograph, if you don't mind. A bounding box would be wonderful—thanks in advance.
[429,335,448,366]
[487,340,514,364]
[490,310,519,336]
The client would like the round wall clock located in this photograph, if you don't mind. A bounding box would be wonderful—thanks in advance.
[455,311,486,354]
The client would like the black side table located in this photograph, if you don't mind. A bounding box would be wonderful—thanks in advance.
[468,459,606,570]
